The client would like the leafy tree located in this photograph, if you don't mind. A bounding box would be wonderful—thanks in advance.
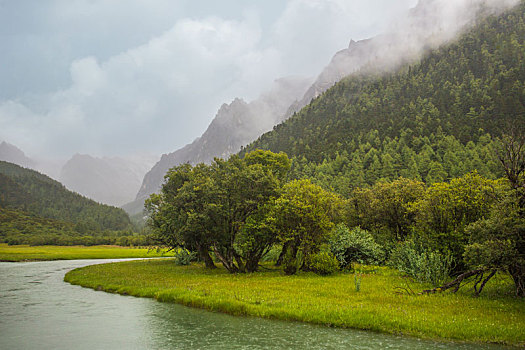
[146,151,290,273]
[411,172,506,271]
[207,155,285,272]
[271,179,344,275]
[348,178,426,242]
[145,163,216,268]
[462,133,525,296]
[464,195,525,296]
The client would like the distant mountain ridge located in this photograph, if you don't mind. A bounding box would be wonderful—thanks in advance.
[60,153,156,207]
[0,141,35,169]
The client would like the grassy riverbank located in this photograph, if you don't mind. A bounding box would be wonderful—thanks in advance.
[0,243,173,261]
[65,259,525,347]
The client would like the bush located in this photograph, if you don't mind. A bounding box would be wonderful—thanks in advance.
[328,224,384,269]
[389,238,454,286]
[307,251,340,275]
[173,248,197,266]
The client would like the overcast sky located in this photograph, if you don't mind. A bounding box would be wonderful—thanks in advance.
[0,0,418,159]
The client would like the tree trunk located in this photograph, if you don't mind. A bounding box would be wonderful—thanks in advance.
[421,269,485,294]
[197,244,216,269]
[276,241,290,266]
[212,245,238,273]
[509,264,525,297]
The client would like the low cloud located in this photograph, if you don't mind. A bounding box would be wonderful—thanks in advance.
[0,0,419,158]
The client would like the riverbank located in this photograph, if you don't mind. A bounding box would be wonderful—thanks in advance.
[0,243,173,261]
[65,259,525,347]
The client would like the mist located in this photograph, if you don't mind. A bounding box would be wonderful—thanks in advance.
[0,0,417,160]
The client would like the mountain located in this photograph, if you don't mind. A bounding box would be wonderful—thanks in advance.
[242,1,525,195]
[287,0,521,118]
[127,0,519,216]
[59,153,157,207]
[0,160,132,230]
[0,141,35,169]
[126,76,312,214]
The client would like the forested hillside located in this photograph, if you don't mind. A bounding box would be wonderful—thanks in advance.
[243,2,525,194]
[0,161,142,245]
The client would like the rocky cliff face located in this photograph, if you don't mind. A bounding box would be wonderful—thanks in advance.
[60,154,156,207]
[128,76,312,213]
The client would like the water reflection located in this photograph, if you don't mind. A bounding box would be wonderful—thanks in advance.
[0,260,510,350]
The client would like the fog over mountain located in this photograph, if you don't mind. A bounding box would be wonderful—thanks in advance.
[60,154,157,207]
[126,76,312,214]
[125,0,520,215]
[290,0,521,115]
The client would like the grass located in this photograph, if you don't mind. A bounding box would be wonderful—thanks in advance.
[0,243,174,261]
[65,259,525,347]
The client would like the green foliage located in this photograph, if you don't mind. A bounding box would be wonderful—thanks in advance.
[389,239,455,287]
[0,207,145,246]
[347,178,426,242]
[328,224,384,269]
[173,248,197,266]
[464,192,525,296]
[306,251,340,276]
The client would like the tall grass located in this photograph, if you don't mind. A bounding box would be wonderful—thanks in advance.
[65,259,525,346]
[0,243,173,261]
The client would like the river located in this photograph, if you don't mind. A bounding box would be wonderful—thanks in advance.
[0,259,511,349]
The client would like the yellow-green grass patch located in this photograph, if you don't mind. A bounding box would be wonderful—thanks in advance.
[0,243,173,261]
[65,259,525,347]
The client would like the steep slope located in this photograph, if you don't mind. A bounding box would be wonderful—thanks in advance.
[243,2,525,195]
[127,76,311,213]
[288,0,520,117]
[60,154,156,206]
[0,161,132,232]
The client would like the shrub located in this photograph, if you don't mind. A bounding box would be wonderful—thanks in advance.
[173,248,197,266]
[389,238,454,286]
[307,251,340,275]
[328,224,384,269]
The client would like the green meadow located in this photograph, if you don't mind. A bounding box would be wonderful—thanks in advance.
[0,243,173,261]
[65,259,525,347]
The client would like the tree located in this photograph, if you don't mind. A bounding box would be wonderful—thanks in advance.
[206,154,286,272]
[271,179,344,275]
[146,150,291,273]
[348,177,426,241]
[145,163,216,268]
[460,132,525,296]
[464,195,525,296]
[498,132,525,208]
[411,172,505,271]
